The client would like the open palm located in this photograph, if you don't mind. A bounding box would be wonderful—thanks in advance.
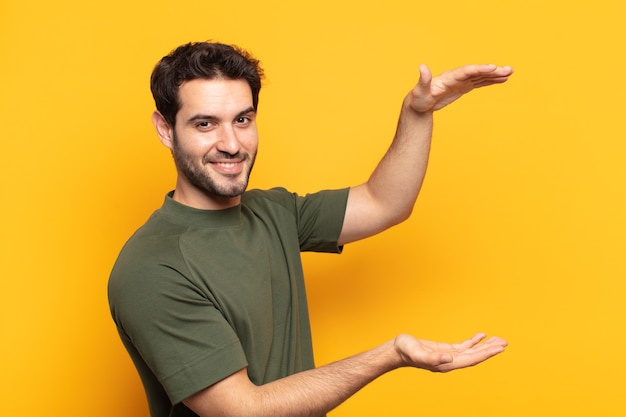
[394,332,508,373]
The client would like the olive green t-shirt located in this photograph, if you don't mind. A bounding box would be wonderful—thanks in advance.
[108,187,349,416]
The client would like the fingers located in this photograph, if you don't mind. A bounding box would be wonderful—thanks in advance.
[452,332,487,350]
[432,333,507,372]
[458,333,508,353]
[459,64,513,78]
[442,64,513,88]
[437,343,507,372]
[469,65,513,88]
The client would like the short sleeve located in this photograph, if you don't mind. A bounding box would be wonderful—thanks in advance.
[109,235,248,405]
[295,188,349,252]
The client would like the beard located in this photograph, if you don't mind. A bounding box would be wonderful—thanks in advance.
[171,136,256,199]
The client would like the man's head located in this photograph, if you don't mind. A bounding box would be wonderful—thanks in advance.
[150,42,263,209]
[150,41,264,128]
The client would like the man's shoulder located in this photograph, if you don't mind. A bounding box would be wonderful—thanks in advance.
[122,209,186,250]
[110,210,188,280]
[241,187,297,212]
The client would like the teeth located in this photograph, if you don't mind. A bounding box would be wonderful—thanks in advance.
[216,162,238,168]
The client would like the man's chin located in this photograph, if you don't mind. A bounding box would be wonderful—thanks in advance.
[213,190,246,199]
[211,182,249,198]
[181,164,252,199]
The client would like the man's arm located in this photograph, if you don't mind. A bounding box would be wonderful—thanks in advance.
[338,64,513,245]
[184,332,507,417]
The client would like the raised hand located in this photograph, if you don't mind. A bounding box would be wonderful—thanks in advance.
[407,64,513,113]
[394,332,508,373]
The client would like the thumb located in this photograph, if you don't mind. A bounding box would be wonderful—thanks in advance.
[418,64,432,88]
[439,353,453,364]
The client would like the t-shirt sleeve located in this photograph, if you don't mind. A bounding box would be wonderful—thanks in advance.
[109,235,248,405]
[243,187,349,253]
[295,188,349,252]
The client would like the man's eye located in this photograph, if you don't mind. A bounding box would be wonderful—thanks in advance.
[196,121,212,128]
[237,116,251,124]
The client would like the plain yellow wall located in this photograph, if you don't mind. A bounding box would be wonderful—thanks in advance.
[1,0,624,415]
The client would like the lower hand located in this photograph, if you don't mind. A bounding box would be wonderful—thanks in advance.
[394,332,508,372]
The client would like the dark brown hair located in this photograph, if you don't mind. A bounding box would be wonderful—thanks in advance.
[150,42,264,127]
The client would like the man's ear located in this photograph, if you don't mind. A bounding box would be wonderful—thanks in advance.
[152,110,174,150]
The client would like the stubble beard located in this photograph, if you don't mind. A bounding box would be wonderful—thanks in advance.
[172,140,256,199]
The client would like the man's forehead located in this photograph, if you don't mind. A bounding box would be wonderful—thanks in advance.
[179,78,251,97]
[178,78,252,113]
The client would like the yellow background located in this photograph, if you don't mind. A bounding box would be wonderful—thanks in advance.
[1,0,625,415]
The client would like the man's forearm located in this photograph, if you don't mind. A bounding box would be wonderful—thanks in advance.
[185,339,402,417]
[257,340,401,416]
[339,103,433,245]
[367,102,434,225]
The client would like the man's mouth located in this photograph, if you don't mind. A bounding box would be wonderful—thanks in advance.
[215,161,240,168]
[209,158,246,175]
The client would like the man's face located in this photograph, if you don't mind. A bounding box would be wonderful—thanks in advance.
[171,78,258,206]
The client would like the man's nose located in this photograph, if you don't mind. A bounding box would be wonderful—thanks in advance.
[216,126,241,155]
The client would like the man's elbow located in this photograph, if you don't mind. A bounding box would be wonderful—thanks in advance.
[389,205,414,227]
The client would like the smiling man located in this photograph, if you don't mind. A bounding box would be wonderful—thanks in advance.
[108,41,513,417]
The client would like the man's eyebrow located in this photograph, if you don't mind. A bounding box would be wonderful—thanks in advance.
[186,114,218,124]
[186,107,256,124]
[235,106,256,119]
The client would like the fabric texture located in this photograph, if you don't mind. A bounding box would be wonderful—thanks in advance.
[108,187,349,417]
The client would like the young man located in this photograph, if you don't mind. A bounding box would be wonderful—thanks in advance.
[108,41,513,417]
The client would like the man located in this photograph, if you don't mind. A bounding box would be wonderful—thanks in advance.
[108,41,513,417]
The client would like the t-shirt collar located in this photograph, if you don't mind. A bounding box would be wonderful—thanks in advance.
[158,191,243,228]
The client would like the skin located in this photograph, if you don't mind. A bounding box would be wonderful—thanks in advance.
[152,63,514,417]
